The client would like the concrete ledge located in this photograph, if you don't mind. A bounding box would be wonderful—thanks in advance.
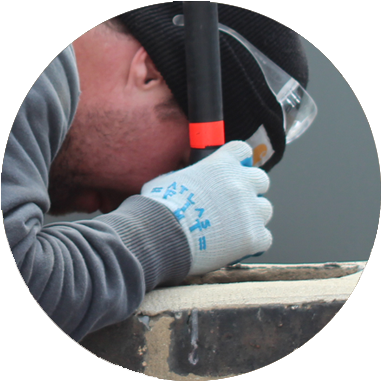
[182,261,364,284]
[141,268,362,315]
[80,262,365,380]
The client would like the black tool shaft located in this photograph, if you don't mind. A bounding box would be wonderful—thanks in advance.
[183,1,224,163]
[183,1,223,123]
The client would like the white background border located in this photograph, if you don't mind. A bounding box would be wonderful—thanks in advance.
[1,1,379,379]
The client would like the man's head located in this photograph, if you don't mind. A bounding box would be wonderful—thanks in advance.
[49,21,189,215]
[116,3,309,171]
[49,3,309,215]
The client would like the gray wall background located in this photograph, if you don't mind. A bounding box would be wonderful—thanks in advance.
[45,38,380,264]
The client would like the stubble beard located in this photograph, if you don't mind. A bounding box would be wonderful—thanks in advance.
[47,106,110,216]
[48,129,85,216]
[48,96,184,216]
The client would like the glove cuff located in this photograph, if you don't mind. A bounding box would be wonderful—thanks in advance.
[96,195,191,291]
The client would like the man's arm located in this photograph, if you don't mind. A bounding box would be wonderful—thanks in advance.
[2,45,273,343]
[1,47,191,341]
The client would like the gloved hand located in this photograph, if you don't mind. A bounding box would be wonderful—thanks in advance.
[141,141,273,276]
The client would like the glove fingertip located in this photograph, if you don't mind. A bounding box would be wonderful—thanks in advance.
[240,156,253,167]
[252,168,270,194]
[218,141,252,162]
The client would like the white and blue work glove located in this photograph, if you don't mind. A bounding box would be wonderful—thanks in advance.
[141,141,273,276]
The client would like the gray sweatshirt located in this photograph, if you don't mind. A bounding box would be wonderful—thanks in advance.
[1,46,191,341]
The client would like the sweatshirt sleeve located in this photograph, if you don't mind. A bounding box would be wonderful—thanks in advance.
[1,46,191,342]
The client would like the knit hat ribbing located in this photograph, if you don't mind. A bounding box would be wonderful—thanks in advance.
[117,2,309,171]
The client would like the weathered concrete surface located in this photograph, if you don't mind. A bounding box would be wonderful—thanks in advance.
[183,261,365,284]
[140,268,362,315]
[80,262,364,380]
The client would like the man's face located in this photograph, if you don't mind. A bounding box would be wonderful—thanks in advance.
[48,23,190,215]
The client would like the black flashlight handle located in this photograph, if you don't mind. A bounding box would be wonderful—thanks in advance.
[183,1,225,164]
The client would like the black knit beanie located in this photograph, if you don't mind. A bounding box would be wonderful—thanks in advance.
[117,2,309,172]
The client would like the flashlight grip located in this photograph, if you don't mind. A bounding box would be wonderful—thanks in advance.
[183,2,225,164]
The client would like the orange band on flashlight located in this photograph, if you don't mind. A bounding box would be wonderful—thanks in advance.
[189,121,225,149]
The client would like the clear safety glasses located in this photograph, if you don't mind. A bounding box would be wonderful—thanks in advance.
[173,15,317,144]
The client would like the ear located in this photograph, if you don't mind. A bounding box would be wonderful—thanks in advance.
[129,46,164,90]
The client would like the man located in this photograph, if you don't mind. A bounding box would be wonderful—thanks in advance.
[1,3,310,341]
